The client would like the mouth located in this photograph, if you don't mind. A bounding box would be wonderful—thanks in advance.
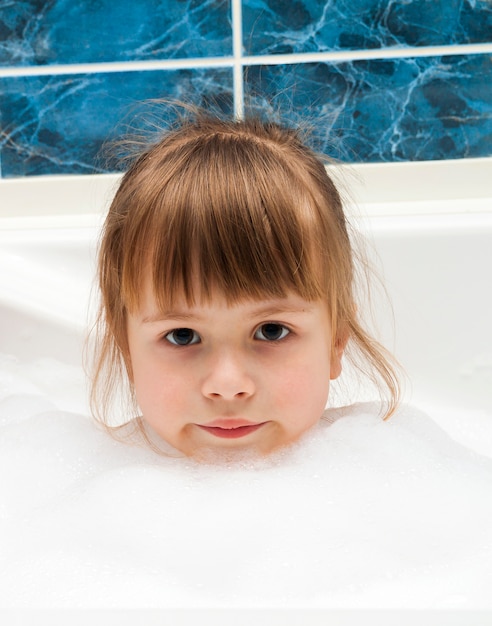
[196,420,267,439]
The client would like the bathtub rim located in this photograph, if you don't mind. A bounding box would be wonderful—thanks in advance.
[1,608,492,626]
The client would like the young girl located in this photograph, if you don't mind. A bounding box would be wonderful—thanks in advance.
[91,112,400,458]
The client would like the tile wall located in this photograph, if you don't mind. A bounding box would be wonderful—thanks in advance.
[0,0,491,177]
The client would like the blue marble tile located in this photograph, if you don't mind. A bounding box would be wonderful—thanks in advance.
[244,54,492,162]
[0,68,233,177]
[0,0,232,66]
[242,0,492,55]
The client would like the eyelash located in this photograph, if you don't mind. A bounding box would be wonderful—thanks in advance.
[163,323,291,346]
[254,323,290,342]
[164,328,201,346]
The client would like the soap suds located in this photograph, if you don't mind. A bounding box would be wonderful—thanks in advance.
[1,354,492,609]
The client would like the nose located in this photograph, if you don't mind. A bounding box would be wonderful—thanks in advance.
[201,350,256,401]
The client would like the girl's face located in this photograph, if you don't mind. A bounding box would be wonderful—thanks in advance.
[126,278,345,458]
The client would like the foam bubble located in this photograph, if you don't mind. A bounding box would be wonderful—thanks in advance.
[1,355,492,608]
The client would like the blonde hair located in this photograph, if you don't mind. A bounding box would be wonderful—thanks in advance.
[90,113,400,431]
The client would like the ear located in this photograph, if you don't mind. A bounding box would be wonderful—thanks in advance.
[330,323,349,380]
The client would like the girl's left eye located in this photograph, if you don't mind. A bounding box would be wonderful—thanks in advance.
[254,323,290,342]
[164,328,201,346]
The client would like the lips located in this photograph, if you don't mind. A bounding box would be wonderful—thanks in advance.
[196,419,267,439]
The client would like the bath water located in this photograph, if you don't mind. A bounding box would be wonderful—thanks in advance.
[1,353,492,609]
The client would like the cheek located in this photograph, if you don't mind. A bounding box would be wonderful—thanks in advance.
[131,355,188,415]
[271,355,331,412]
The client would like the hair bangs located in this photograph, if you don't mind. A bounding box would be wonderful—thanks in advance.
[124,130,330,311]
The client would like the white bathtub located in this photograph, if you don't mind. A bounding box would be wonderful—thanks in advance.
[1,160,492,622]
[1,159,491,427]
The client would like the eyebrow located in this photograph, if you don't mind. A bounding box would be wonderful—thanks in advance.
[249,304,315,318]
[140,312,202,324]
[140,303,314,325]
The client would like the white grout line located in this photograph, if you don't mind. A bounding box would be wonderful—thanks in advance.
[231,0,244,119]
[0,57,236,78]
[1,43,490,79]
[242,42,492,66]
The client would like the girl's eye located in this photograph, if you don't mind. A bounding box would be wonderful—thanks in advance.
[254,323,290,342]
[164,328,201,346]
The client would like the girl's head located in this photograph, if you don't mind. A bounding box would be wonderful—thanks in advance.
[92,113,400,457]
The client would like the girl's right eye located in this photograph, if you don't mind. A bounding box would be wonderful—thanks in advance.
[164,328,201,346]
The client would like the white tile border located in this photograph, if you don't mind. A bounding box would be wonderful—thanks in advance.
[0,158,490,228]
